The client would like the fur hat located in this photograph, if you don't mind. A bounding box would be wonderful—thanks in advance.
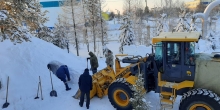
[47,64,50,69]
[84,68,89,72]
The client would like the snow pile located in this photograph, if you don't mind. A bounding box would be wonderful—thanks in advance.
[0,37,88,110]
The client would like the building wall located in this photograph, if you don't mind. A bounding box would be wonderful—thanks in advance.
[185,0,215,10]
[40,0,81,28]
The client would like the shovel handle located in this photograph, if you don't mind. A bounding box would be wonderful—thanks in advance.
[6,76,9,103]
[39,76,43,100]
[49,70,54,90]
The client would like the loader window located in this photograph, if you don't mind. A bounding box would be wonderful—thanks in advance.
[154,42,163,68]
[167,42,181,64]
[185,42,195,65]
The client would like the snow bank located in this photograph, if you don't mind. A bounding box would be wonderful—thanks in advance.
[0,37,87,109]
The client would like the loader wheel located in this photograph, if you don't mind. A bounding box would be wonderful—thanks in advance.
[108,78,133,110]
[179,88,220,110]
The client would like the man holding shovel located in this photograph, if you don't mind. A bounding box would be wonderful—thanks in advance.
[47,61,71,91]
[87,51,99,74]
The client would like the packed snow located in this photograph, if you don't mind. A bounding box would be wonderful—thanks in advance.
[1,17,220,110]
[0,35,178,110]
[1,34,217,110]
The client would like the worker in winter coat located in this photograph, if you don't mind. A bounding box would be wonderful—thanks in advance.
[87,52,99,74]
[47,61,71,91]
[78,68,93,109]
[105,50,114,67]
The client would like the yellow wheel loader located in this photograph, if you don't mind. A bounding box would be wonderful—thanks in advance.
[74,32,220,110]
[73,54,146,109]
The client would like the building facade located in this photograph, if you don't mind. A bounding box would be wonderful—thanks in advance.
[40,0,81,29]
[185,0,215,10]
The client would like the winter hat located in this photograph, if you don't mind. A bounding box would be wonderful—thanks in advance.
[108,50,111,53]
[84,68,89,72]
[89,51,93,56]
[47,64,50,69]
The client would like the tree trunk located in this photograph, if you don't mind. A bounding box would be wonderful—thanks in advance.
[82,0,89,52]
[71,0,79,56]
[92,5,96,52]
[99,0,104,52]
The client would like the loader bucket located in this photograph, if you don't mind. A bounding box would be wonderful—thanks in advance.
[73,66,115,99]
[73,84,97,99]
[73,89,81,99]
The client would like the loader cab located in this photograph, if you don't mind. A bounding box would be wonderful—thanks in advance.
[152,32,200,83]
[160,42,196,82]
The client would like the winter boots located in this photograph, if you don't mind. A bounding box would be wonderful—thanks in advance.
[65,83,71,91]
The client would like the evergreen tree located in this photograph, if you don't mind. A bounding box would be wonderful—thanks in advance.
[144,6,149,15]
[0,0,47,44]
[207,32,217,50]
[109,11,115,21]
[190,14,198,32]
[172,8,191,32]
[156,13,167,36]
[53,24,68,49]
[37,26,54,42]
[130,71,151,110]
[119,15,135,53]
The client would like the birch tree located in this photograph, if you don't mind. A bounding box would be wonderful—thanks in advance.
[83,0,108,54]
[59,0,82,56]
[84,0,100,52]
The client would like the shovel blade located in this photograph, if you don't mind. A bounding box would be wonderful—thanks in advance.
[50,90,57,97]
[2,102,9,108]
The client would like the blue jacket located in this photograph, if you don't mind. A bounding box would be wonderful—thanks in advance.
[78,69,92,92]
[56,65,70,83]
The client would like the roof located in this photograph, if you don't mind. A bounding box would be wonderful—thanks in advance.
[152,32,201,44]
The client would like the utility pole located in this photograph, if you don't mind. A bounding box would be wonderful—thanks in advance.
[70,0,79,56]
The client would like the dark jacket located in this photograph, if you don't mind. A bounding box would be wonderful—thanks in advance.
[78,69,92,92]
[56,65,70,83]
[89,52,99,69]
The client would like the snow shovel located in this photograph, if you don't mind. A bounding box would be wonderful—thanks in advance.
[34,82,40,99]
[49,70,57,97]
[2,76,9,109]
[39,76,43,100]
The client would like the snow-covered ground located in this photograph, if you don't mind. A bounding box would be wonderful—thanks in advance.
[1,18,220,110]
[0,36,182,110]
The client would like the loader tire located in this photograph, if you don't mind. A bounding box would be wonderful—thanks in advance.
[108,78,133,110]
[179,88,220,110]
